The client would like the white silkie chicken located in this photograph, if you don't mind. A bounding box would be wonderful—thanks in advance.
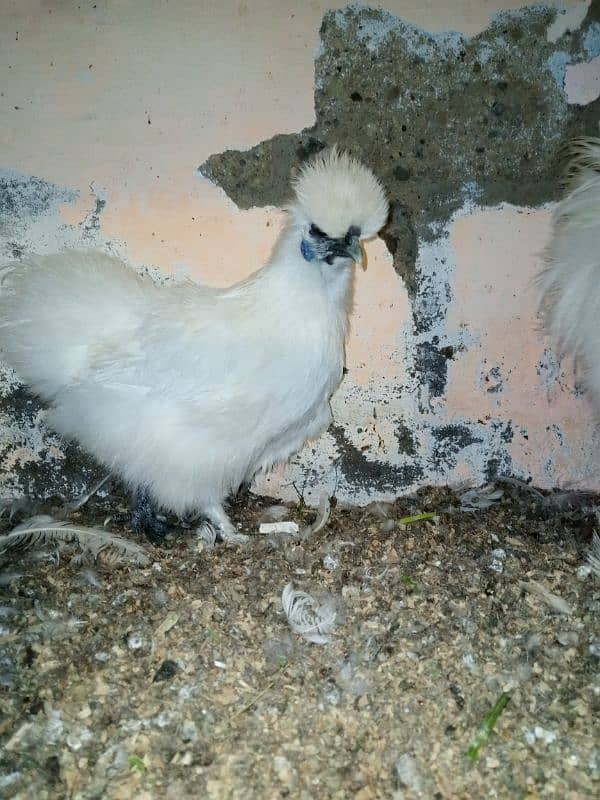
[539,137,600,413]
[0,149,388,543]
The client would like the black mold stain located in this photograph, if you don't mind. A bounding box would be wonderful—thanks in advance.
[395,419,417,456]
[0,171,76,230]
[330,423,423,492]
[484,450,514,482]
[430,424,483,471]
[415,341,450,401]
[485,366,504,394]
[83,195,107,234]
[0,386,105,501]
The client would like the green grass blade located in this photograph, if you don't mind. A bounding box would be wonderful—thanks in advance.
[467,692,510,762]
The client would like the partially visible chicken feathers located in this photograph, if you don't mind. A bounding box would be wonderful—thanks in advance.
[539,137,600,409]
[0,149,388,541]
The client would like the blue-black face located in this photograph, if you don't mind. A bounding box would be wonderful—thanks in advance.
[301,223,363,267]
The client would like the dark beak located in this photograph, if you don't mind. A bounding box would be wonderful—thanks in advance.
[346,238,365,270]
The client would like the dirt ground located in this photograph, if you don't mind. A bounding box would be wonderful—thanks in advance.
[0,483,598,800]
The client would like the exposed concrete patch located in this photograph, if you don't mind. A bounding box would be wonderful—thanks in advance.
[200,3,600,297]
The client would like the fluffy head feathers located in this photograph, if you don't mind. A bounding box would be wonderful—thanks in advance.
[291,147,389,240]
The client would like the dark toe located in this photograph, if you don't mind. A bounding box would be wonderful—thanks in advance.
[130,486,170,542]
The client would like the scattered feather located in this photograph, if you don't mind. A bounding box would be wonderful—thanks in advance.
[302,493,331,537]
[524,725,557,746]
[28,606,86,640]
[337,659,371,696]
[27,548,61,566]
[0,571,23,587]
[259,505,291,523]
[281,582,337,645]
[364,501,394,519]
[65,474,111,512]
[77,568,103,589]
[501,477,596,512]
[258,521,300,536]
[519,580,573,615]
[0,515,149,566]
[322,554,340,570]
[587,531,600,578]
[364,566,389,582]
[459,485,503,512]
[0,496,39,522]
[230,661,288,721]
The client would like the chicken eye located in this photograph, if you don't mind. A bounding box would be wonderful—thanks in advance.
[310,224,327,238]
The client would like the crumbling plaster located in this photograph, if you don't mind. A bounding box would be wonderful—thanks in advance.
[0,1,599,506]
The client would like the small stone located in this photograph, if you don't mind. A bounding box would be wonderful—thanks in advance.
[66,726,92,751]
[153,659,179,683]
[577,564,592,579]
[273,755,297,790]
[394,753,422,791]
[341,584,360,600]
[180,719,198,743]
[556,631,578,647]
[152,589,169,607]
[126,632,145,651]
[490,548,506,573]
[94,651,110,662]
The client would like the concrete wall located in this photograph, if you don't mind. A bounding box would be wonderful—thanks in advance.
[1,1,599,506]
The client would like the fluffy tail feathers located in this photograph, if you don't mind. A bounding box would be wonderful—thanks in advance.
[539,137,600,408]
[0,250,149,400]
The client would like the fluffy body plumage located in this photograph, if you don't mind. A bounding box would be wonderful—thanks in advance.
[539,137,600,411]
[0,149,388,541]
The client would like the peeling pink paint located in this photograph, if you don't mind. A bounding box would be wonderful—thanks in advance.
[447,205,599,488]
[565,54,600,105]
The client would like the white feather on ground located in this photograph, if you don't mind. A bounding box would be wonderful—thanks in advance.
[538,137,600,411]
[281,583,337,645]
[458,484,504,512]
[301,492,331,538]
[519,579,573,615]
[0,515,149,566]
[588,530,600,579]
[0,149,388,542]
